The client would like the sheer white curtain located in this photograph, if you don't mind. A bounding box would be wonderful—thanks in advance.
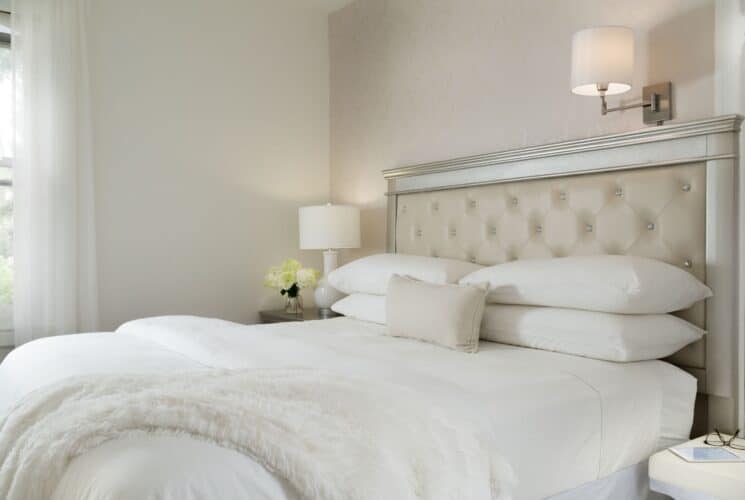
[12,0,98,345]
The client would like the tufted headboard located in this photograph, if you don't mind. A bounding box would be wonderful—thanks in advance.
[383,116,743,433]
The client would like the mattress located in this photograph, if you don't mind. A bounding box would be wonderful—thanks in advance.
[0,316,696,500]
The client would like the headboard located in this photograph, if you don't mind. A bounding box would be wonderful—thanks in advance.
[382,115,743,433]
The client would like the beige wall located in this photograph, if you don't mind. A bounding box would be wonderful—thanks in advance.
[88,0,331,330]
[85,0,719,330]
[329,0,716,257]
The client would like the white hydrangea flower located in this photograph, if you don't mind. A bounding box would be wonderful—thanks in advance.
[264,259,320,292]
[296,267,320,289]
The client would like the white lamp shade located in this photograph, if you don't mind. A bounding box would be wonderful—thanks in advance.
[571,26,634,96]
[299,204,361,250]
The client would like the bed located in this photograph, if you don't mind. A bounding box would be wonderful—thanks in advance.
[0,316,694,499]
[0,115,741,500]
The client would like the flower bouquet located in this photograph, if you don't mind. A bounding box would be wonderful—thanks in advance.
[263,259,320,314]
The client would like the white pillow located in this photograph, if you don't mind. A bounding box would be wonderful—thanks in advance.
[459,255,712,314]
[328,253,483,296]
[480,304,704,362]
[331,294,386,325]
[387,275,487,353]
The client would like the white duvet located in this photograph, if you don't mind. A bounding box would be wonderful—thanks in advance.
[0,316,696,500]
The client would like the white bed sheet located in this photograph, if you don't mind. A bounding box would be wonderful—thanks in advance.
[0,316,696,500]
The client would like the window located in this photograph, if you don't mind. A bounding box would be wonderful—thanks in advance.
[0,15,12,336]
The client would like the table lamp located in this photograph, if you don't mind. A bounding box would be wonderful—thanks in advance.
[299,204,361,311]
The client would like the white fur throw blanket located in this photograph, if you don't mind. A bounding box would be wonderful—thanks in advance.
[0,368,514,500]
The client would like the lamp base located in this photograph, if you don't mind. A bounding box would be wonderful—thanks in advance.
[314,250,344,310]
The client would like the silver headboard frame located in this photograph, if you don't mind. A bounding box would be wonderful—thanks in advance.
[383,115,744,433]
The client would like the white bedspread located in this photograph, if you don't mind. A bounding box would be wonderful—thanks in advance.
[0,316,696,500]
[0,368,512,500]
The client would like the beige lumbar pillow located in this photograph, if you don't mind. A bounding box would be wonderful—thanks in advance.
[386,274,487,353]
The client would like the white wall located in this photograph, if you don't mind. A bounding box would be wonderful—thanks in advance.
[88,0,331,330]
[715,0,745,115]
[329,0,716,256]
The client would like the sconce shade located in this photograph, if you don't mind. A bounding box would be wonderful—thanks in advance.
[299,204,361,250]
[571,26,634,96]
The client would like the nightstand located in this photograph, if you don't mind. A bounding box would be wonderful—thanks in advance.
[649,435,745,499]
[259,308,341,324]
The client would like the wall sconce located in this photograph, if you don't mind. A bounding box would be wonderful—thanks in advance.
[571,26,671,125]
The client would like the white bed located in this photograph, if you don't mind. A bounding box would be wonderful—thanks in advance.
[0,315,695,500]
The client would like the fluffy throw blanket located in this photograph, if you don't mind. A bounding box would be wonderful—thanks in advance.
[0,368,514,500]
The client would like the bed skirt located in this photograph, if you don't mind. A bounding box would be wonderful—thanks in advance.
[549,461,670,500]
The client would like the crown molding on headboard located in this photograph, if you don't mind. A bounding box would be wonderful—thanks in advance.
[383,115,743,181]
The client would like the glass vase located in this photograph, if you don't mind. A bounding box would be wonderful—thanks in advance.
[285,294,303,314]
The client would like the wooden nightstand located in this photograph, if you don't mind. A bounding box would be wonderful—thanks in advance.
[259,308,341,324]
[649,435,745,499]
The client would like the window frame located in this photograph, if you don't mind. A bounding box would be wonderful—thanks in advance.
[0,23,12,346]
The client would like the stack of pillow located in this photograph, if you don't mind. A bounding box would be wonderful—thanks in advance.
[328,253,711,361]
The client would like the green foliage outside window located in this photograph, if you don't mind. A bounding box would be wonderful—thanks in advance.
[0,169,11,306]
[0,42,12,307]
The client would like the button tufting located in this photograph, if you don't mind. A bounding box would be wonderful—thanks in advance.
[393,164,705,291]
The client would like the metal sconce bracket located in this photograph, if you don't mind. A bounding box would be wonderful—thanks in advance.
[599,81,672,125]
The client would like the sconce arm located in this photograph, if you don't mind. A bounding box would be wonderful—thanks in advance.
[600,94,659,116]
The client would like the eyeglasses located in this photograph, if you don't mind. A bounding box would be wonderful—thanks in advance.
[704,429,745,450]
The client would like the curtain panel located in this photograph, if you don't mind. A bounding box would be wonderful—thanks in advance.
[12,0,98,345]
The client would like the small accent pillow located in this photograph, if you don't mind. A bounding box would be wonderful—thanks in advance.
[480,304,705,362]
[331,294,386,325]
[328,253,483,296]
[386,275,487,353]
[459,255,712,314]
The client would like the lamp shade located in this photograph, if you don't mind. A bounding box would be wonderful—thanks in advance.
[571,26,634,96]
[299,204,361,250]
